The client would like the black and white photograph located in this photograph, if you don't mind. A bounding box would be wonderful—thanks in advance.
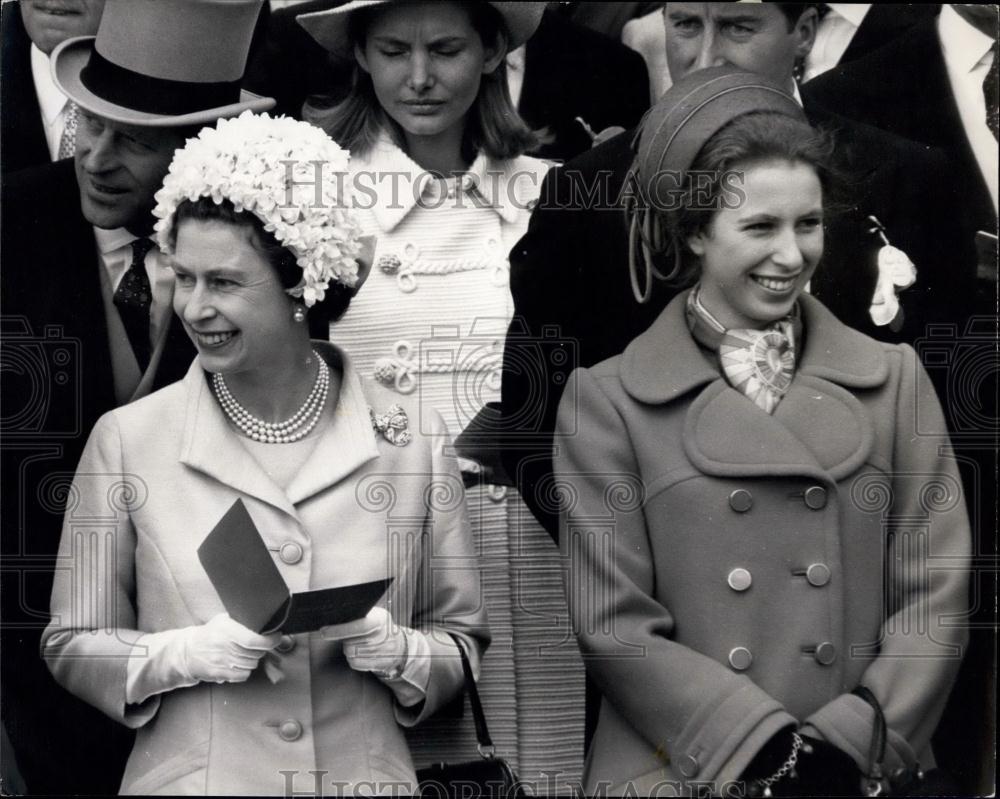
[0,1,996,795]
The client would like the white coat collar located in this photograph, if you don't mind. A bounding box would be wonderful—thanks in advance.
[350,134,530,232]
[179,342,380,516]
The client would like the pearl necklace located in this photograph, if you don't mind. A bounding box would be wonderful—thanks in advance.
[212,351,329,443]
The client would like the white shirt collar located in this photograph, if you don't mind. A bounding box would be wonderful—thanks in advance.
[825,4,870,29]
[30,43,68,126]
[93,226,138,256]
[939,4,996,74]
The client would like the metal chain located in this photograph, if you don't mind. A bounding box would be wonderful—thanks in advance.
[755,732,804,796]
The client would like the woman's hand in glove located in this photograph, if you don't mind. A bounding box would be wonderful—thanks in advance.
[742,729,862,797]
[321,607,409,680]
[179,613,281,685]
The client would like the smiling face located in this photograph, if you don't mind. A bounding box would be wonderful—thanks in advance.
[21,0,106,55]
[662,3,816,91]
[355,1,503,164]
[687,159,823,329]
[74,110,184,235]
[171,219,303,378]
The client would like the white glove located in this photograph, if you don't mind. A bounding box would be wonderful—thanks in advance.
[178,613,281,685]
[322,607,408,680]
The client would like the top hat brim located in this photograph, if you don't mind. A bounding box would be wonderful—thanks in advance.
[297,1,545,58]
[53,37,275,128]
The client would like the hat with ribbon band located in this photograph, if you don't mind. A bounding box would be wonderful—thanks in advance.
[52,0,274,128]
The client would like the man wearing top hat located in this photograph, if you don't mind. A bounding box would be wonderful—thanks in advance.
[0,1,274,792]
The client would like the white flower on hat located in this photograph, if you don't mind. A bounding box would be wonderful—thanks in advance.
[153,111,364,307]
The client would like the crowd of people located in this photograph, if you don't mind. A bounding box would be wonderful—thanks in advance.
[0,0,995,796]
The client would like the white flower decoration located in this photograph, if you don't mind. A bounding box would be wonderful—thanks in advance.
[153,111,363,307]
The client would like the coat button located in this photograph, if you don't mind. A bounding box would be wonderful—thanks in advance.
[727,568,752,592]
[804,486,827,510]
[279,541,304,565]
[677,754,700,777]
[814,642,837,665]
[276,635,296,654]
[806,563,831,587]
[278,719,303,742]
[728,489,753,513]
[728,647,753,671]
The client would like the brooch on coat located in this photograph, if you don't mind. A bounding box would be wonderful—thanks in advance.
[370,404,412,447]
[867,215,916,331]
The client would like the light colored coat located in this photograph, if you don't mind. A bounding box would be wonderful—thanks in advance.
[556,291,970,796]
[42,343,488,796]
[330,138,586,790]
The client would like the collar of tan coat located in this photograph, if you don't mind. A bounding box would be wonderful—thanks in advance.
[178,341,381,517]
[620,289,892,481]
[349,132,548,232]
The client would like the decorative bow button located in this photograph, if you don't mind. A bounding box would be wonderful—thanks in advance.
[373,341,418,394]
[370,404,412,447]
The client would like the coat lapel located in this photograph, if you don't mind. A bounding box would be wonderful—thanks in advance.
[622,292,887,479]
[178,361,299,518]
[178,345,382,514]
[285,344,380,505]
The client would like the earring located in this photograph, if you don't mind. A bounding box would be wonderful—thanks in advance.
[292,305,307,323]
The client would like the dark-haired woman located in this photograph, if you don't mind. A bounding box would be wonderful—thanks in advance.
[43,113,488,796]
[298,1,584,786]
[557,68,970,796]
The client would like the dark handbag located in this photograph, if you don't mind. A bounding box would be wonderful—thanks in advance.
[851,686,962,797]
[416,634,524,798]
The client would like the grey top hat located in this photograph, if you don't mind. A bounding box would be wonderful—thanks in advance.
[297,1,545,58]
[52,0,275,128]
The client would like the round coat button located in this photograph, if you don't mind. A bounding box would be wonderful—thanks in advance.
[677,754,700,777]
[814,642,837,665]
[804,486,828,510]
[279,541,304,565]
[806,563,831,587]
[728,489,753,513]
[727,568,752,592]
[278,720,303,742]
[728,647,753,671]
[276,635,296,654]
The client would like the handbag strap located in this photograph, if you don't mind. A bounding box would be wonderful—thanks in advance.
[446,632,495,757]
[852,685,889,795]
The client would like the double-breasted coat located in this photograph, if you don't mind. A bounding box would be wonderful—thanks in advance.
[555,292,970,796]
[42,344,489,795]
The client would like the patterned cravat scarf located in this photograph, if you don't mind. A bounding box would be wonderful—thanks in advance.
[686,286,801,414]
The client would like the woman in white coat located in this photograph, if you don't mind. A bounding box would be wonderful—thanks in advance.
[297,1,584,789]
[42,113,488,796]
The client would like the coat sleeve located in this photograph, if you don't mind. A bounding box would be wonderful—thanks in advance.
[395,408,491,726]
[801,346,971,773]
[41,413,162,729]
[556,367,797,790]
[501,162,583,540]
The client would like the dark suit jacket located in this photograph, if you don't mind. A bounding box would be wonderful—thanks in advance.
[1,2,49,175]
[0,159,194,794]
[804,17,996,302]
[501,102,966,539]
[832,3,941,67]
[244,6,650,163]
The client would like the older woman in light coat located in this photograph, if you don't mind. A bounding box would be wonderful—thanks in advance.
[43,113,487,796]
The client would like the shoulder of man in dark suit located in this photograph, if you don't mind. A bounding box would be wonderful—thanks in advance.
[802,18,946,144]
[521,11,650,162]
[1,2,50,175]
[502,130,671,537]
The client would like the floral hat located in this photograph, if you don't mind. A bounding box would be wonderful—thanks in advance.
[153,111,364,306]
